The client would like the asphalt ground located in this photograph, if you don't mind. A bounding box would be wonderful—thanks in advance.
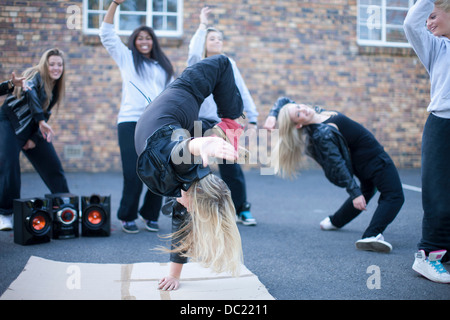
[1,167,449,301]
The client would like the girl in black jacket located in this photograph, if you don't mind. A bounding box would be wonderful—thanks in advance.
[135,54,245,290]
[0,48,69,230]
[265,97,404,253]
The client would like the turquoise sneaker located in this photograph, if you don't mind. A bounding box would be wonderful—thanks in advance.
[413,250,450,283]
[237,211,257,226]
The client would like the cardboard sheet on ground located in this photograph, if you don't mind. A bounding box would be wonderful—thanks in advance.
[1,256,274,300]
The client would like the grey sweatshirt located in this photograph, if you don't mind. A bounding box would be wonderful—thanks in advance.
[403,0,450,118]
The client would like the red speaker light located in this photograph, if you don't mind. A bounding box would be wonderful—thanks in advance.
[87,210,102,225]
[32,216,47,231]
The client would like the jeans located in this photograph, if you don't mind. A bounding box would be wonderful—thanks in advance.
[0,109,69,215]
[330,152,404,239]
[117,122,161,222]
[419,114,450,260]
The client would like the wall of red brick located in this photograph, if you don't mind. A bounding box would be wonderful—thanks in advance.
[0,0,429,172]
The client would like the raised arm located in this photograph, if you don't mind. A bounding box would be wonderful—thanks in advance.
[103,0,124,24]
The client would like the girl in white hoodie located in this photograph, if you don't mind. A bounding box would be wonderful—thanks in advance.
[100,0,174,234]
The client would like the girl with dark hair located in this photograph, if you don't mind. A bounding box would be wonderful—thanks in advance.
[0,48,70,230]
[100,0,174,234]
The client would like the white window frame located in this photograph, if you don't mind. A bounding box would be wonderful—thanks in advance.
[82,0,183,38]
[357,0,416,48]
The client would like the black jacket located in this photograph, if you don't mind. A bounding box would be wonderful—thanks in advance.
[137,125,211,198]
[1,73,56,140]
[270,96,362,200]
[0,80,14,96]
[305,123,361,199]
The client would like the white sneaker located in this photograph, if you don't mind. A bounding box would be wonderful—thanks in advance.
[355,233,392,253]
[412,250,450,284]
[319,217,338,230]
[0,214,13,231]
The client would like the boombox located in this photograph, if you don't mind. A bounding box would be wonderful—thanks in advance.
[45,193,79,239]
[14,198,52,245]
[81,194,111,237]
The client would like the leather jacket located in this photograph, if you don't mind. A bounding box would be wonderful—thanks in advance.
[0,80,14,96]
[137,125,211,198]
[269,96,362,200]
[1,73,56,140]
[306,123,362,200]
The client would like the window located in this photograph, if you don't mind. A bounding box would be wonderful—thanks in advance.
[83,0,183,37]
[357,0,416,47]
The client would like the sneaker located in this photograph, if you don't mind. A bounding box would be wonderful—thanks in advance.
[412,250,450,284]
[0,214,13,231]
[144,220,159,232]
[121,220,139,234]
[319,217,338,231]
[237,211,257,226]
[140,215,159,232]
[355,233,392,253]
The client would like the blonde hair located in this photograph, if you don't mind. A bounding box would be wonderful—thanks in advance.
[435,0,450,12]
[274,103,337,179]
[273,104,307,179]
[162,174,243,276]
[15,48,66,111]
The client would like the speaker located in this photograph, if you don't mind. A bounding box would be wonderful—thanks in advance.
[81,194,110,237]
[45,193,79,239]
[13,198,52,245]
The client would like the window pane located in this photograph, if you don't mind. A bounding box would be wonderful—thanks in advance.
[119,15,146,31]
[361,26,382,40]
[359,0,381,6]
[88,0,99,10]
[121,0,146,11]
[102,0,109,10]
[153,16,163,29]
[167,16,177,30]
[386,0,409,6]
[88,13,101,28]
[168,0,177,12]
[153,0,164,12]
[387,27,408,42]
[386,9,408,25]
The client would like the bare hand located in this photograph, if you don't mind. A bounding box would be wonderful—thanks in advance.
[263,116,277,131]
[158,275,180,291]
[39,121,55,142]
[200,7,212,26]
[22,139,36,151]
[11,72,29,90]
[189,137,238,167]
[353,195,367,211]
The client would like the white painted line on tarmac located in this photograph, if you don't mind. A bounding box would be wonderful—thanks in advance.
[402,184,422,193]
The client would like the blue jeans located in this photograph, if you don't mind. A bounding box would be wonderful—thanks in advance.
[330,152,404,239]
[0,108,69,215]
[419,114,450,261]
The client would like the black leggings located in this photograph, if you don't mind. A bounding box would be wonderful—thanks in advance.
[330,152,404,239]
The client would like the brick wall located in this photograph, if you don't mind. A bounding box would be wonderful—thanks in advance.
[0,0,430,172]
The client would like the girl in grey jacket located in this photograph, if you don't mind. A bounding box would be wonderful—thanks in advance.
[404,0,450,283]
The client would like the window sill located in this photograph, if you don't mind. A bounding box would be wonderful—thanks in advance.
[356,44,416,57]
